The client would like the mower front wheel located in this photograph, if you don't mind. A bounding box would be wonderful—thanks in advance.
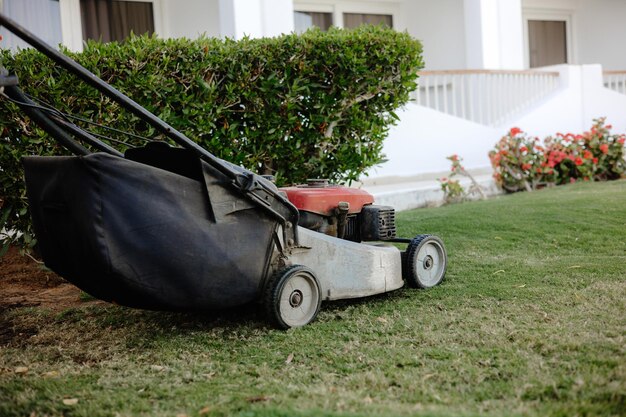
[403,234,447,288]
[264,265,322,329]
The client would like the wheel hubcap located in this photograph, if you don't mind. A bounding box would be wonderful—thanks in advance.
[289,290,303,307]
[423,255,434,270]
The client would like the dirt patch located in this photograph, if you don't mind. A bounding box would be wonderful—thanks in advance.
[0,246,104,312]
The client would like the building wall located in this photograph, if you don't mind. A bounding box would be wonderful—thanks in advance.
[522,0,626,70]
[90,0,626,71]
[161,0,220,39]
[261,0,295,37]
[400,0,467,70]
[367,104,500,178]
[219,0,293,38]
[576,0,626,70]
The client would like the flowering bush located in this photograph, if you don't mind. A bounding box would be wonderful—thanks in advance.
[489,118,625,192]
[439,177,464,204]
[438,154,486,203]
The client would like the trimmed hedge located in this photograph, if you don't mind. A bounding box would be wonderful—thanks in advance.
[0,26,423,247]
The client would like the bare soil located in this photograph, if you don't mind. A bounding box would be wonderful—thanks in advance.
[0,246,103,312]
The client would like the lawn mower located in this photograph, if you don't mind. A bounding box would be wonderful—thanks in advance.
[0,13,447,328]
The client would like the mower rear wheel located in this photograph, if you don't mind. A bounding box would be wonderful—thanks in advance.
[403,234,447,288]
[264,265,322,329]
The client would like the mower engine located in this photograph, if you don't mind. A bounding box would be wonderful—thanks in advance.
[280,179,396,242]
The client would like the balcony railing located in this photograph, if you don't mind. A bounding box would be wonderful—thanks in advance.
[411,69,560,127]
[603,71,626,95]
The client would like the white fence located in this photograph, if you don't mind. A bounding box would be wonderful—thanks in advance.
[603,71,626,95]
[411,69,560,127]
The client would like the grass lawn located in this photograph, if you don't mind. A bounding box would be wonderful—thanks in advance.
[1,180,625,417]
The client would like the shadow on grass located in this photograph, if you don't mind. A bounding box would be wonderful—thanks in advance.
[2,284,414,340]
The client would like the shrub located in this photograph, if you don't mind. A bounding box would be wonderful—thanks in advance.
[489,119,625,192]
[438,154,486,203]
[439,177,464,204]
[0,26,423,248]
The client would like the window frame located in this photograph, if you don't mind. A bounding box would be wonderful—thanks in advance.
[293,10,333,33]
[522,8,576,68]
[59,0,164,51]
[293,0,400,30]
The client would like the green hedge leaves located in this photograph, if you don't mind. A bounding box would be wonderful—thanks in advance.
[0,26,423,247]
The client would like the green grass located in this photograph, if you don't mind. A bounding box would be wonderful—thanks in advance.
[1,180,625,417]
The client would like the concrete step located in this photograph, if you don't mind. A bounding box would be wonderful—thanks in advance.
[358,171,503,212]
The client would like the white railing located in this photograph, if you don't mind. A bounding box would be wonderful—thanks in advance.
[411,69,560,127]
[603,71,626,95]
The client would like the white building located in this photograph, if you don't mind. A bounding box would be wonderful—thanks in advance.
[1,0,625,198]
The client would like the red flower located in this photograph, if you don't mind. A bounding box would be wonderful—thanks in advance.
[510,127,522,136]
[583,150,593,159]
[618,137,625,145]
[606,124,612,129]
[521,163,532,171]
[520,146,528,153]
[600,144,609,154]
[575,157,583,166]
[592,157,598,164]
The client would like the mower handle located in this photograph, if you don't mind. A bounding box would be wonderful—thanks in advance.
[0,12,300,247]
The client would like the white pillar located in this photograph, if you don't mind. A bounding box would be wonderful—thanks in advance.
[219,0,294,39]
[59,0,83,51]
[463,0,524,69]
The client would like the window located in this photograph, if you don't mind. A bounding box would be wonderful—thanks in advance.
[80,0,154,43]
[0,0,62,50]
[343,13,392,29]
[293,2,396,32]
[294,11,332,33]
[528,20,567,68]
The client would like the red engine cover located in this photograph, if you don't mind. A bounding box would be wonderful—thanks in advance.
[280,182,374,216]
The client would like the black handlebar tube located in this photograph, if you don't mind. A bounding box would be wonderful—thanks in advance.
[0,12,299,246]
[48,113,125,157]
[3,85,91,156]
[2,81,124,156]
